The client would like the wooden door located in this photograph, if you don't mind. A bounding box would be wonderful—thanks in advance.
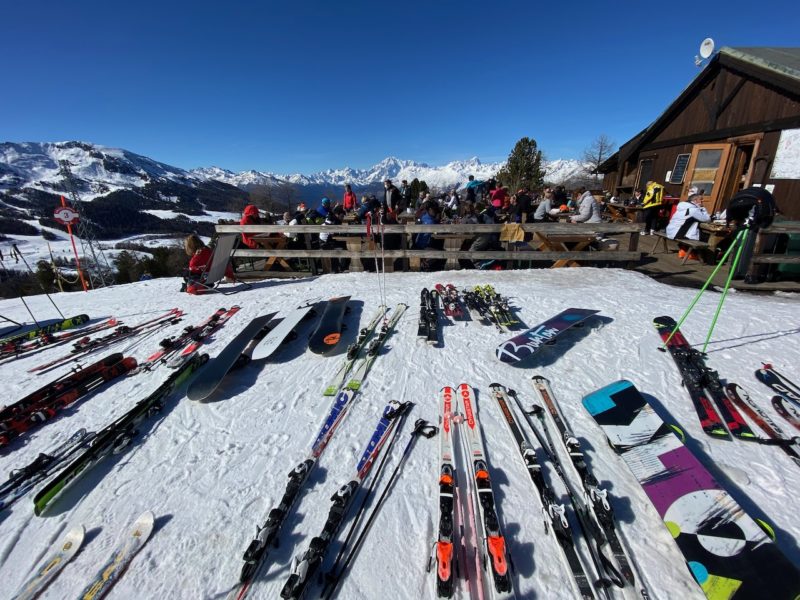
[682,143,732,214]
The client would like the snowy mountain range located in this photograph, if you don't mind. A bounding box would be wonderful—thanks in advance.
[0,141,589,201]
[190,156,590,191]
[0,141,591,240]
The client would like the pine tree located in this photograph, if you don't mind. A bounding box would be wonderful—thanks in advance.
[409,178,421,201]
[496,137,546,192]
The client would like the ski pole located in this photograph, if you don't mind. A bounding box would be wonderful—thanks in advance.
[702,228,749,353]
[323,417,437,600]
[12,243,65,319]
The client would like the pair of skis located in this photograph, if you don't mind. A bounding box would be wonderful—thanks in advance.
[655,316,757,441]
[523,379,644,597]
[0,314,89,347]
[1,353,138,450]
[281,401,416,598]
[418,288,439,343]
[756,364,800,432]
[12,511,155,600]
[431,383,514,599]
[0,428,94,512]
[474,285,517,327]
[29,308,183,374]
[434,284,465,320]
[1,318,119,361]
[32,353,208,516]
[228,303,407,600]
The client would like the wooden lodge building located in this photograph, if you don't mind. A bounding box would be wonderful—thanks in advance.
[599,47,800,220]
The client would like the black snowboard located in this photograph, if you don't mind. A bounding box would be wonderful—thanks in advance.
[308,296,351,355]
[186,312,277,401]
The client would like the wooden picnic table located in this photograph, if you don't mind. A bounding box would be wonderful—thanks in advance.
[699,222,734,251]
[250,235,292,272]
[606,203,646,223]
[433,233,473,269]
[533,232,596,268]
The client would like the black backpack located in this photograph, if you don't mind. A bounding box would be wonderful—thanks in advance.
[726,187,776,230]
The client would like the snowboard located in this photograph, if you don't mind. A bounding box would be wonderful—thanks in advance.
[13,526,85,600]
[308,296,351,355]
[583,380,800,600]
[186,313,276,401]
[78,511,155,600]
[495,308,599,364]
[250,304,315,360]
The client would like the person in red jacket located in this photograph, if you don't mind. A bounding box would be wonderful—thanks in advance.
[490,185,508,209]
[343,184,357,212]
[183,234,233,294]
[240,204,262,248]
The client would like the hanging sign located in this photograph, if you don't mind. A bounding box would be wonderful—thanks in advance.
[54,206,79,225]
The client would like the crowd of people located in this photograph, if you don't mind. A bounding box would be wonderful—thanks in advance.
[181,175,721,292]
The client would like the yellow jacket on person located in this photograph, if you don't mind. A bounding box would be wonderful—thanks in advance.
[642,182,664,209]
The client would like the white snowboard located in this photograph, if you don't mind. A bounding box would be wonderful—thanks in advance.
[250,304,315,361]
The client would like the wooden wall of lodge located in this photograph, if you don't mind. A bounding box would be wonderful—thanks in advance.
[604,62,800,220]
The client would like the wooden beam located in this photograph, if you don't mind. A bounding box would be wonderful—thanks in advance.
[232,248,641,261]
[217,223,642,234]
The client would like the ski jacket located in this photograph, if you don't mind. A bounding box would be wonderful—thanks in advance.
[384,186,401,212]
[413,211,437,249]
[642,182,664,209]
[666,201,710,240]
[240,205,261,248]
[490,187,508,208]
[188,247,213,276]
[533,198,552,221]
[571,191,602,223]
[343,191,357,211]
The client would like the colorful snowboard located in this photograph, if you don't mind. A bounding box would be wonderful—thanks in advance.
[308,296,351,355]
[582,380,800,600]
[13,526,85,600]
[495,308,599,364]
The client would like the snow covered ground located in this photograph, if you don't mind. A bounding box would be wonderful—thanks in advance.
[0,268,799,599]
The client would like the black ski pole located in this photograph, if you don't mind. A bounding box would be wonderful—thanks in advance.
[12,243,65,319]
[322,417,438,599]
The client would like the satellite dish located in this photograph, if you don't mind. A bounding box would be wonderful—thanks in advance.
[699,38,715,59]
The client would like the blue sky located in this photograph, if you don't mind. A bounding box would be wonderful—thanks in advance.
[3,0,799,173]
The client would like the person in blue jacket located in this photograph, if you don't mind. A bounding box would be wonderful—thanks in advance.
[413,201,440,249]
[316,197,332,219]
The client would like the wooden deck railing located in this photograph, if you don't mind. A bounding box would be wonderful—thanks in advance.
[215,222,643,275]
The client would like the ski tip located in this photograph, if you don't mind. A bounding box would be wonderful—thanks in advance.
[64,525,86,546]
[134,510,156,530]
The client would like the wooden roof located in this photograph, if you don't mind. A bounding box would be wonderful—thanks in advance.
[599,47,800,172]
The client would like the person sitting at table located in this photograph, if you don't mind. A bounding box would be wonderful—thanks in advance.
[469,204,499,268]
[515,187,533,223]
[343,184,357,212]
[413,201,440,250]
[570,187,602,223]
[320,205,347,273]
[445,189,460,217]
[461,202,479,224]
[239,204,262,249]
[642,180,664,235]
[666,190,710,261]
[533,189,555,222]
[490,185,508,209]
[631,189,644,206]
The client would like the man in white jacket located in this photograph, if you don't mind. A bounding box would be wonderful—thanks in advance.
[666,190,710,240]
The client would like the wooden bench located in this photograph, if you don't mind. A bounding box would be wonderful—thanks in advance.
[650,232,709,264]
